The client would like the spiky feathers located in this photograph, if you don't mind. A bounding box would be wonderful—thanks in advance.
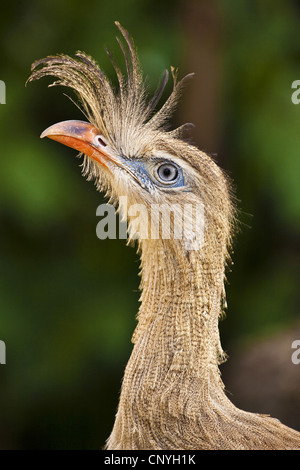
[28,22,193,158]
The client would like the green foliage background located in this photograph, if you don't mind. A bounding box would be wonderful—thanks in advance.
[0,0,299,449]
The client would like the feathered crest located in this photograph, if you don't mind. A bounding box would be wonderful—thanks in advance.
[27,21,194,153]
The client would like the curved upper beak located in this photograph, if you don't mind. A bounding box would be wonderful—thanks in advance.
[40,120,118,170]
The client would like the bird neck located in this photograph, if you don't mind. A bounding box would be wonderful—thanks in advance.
[132,238,226,375]
[106,237,229,449]
[107,230,300,450]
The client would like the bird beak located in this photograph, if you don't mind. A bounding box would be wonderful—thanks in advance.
[40,120,117,171]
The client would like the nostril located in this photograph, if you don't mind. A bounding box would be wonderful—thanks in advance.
[96,135,107,147]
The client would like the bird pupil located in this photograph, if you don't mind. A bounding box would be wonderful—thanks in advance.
[163,168,171,177]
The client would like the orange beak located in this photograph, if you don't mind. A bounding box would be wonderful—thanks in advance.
[40,120,118,171]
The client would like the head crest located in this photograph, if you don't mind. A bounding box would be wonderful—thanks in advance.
[27,22,194,151]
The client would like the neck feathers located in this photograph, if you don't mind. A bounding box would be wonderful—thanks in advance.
[106,230,230,449]
[134,237,227,369]
[106,217,300,450]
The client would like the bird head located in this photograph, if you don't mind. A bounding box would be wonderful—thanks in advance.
[28,22,234,257]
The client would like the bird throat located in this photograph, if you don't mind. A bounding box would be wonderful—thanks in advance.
[106,236,227,449]
[135,239,225,368]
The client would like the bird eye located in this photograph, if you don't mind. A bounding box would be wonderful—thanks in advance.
[156,163,179,184]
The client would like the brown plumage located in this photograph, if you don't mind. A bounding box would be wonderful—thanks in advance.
[28,22,300,450]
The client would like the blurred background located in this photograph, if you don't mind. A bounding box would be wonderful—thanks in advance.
[0,0,300,449]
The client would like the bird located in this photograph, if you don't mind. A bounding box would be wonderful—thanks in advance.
[27,21,300,450]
